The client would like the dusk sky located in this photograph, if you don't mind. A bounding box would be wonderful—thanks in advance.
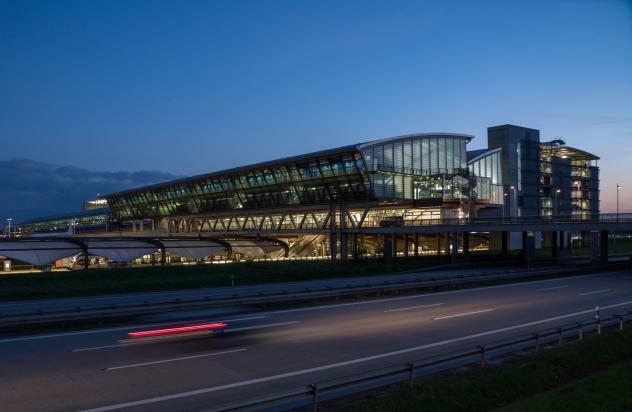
[1,0,631,212]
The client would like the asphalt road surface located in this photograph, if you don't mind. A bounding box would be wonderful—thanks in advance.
[1,270,631,412]
[0,265,534,316]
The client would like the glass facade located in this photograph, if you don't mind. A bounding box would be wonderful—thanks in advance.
[360,134,470,200]
[108,148,372,220]
[539,142,600,218]
[467,149,504,204]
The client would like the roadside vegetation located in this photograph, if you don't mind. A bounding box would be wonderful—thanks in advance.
[0,256,455,301]
[332,326,632,412]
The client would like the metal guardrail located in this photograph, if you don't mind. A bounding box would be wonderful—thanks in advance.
[209,309,632,412]
[0,264,617,328]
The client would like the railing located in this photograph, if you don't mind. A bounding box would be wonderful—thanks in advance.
[209,309,632,412]
[362,213,632,229]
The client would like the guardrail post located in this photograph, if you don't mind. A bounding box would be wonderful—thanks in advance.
[597,320,602,335]
[479,345,486,368]
[578,323,583,341]
[309,383,318,412]
[558,328,563,346]
[619,316,624,331]
[407,362,414,388]
[534,333,540,352]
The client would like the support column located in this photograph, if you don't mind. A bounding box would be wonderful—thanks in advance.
[404,235,409,258]
[414,233,419,257]
[551,231,558,258]
[451,232,459,263]
[600,230,609,264]
[523,231,535,268]
[590,231,599,263]
[339,203,347,260]
[501,231,508,256]
[352,233,359,260]
[463,232,470,258]
[444,233,450,256]
[383,235,394,263]
[435,234,441,255]
[329,202,337,261]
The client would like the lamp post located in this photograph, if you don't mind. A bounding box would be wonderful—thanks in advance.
[5,217,11,238]
[617,184,622,221]
[555,189,561,218]
[503,193,508,222]
[510,186,517,219]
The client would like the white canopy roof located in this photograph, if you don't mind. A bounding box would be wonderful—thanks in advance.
[0,241,81,266]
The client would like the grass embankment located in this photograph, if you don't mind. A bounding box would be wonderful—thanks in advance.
[336,327,632,412]
[0,257,451,301]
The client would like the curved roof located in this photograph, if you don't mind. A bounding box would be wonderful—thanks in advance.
[106,132,475,198]
[467,147,502,163]
[357,132,474,150]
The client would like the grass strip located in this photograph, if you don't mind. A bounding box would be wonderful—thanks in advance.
[500,360,632,412]
[334,327,632,412]
[0,257,450,301]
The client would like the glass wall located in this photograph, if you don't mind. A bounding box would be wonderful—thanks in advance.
[108,150,372,219]
[361,135,469,200]
[467,149,504,204]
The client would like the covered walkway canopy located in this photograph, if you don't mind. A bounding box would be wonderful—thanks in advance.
[0,236,288,266]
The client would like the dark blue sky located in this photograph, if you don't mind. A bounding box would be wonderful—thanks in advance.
[1,0,631,211]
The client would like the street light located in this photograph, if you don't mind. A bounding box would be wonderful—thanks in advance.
[510,186,517,218]
[617,184,623,221]
[503,193,508,222]
[555,189,561,218]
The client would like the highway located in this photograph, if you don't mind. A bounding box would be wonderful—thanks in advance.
[0,265,538,317]
[1,269,631,412]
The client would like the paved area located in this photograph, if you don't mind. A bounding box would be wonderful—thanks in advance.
[0,269,631,411]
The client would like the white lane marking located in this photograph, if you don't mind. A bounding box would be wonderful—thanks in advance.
[80,299,632,412]
[69,321,301,352]
[2,271,625,344]
[536,285,568,292]
[261,271,623,316]
[0,316,267,345]
[384,303,444,313]
[578,289,611,296]
[105,348,247,371]
[433,308,494,320]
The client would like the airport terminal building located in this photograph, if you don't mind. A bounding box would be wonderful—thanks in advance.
[5,124,600,265]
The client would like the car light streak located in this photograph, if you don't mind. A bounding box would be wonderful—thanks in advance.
[127,322,227,338]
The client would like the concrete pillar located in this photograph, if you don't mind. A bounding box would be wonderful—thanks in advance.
[551,231,558,258]
[444,233,450,256]
[451,232,459,263]
[339,203,347,260]
[404,235,409,257]
[435,234,442,255]
[600,230,609,264]
[414,233,419,257]
[383,235,394,263]
[329,202,337,261]
[463,232,470,257]
[501,231,508,256]
[352,233,359,260]
[340,233,348,260]
[590,231,599,263]
[523,231,535,268]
